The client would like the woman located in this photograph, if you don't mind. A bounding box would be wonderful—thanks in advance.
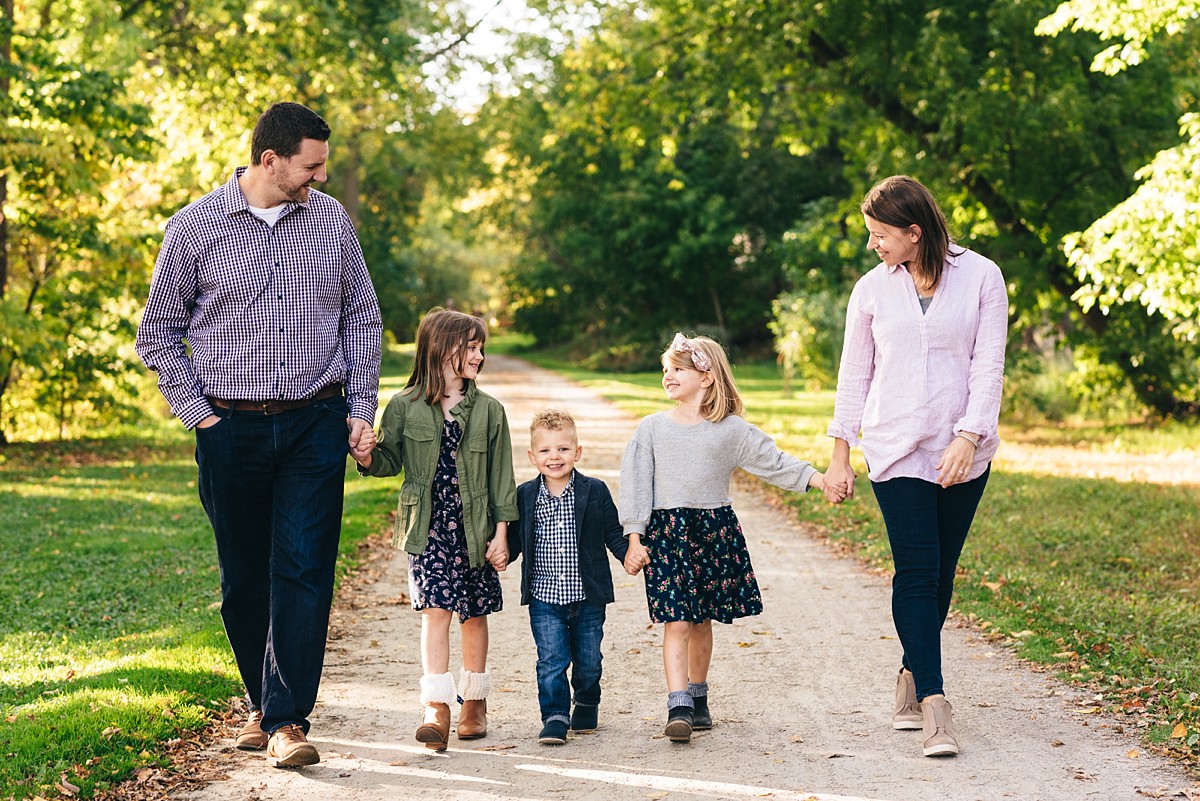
[823,175,1007,757]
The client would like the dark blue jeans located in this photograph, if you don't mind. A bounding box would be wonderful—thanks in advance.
[195,396,349,734]
[871,467,990,701]
[528,598,606,724]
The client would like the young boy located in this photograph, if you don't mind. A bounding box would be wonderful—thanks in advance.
[508,409,629,745]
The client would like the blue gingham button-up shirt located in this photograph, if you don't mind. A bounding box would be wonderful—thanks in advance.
[136,168,382,429]
[531,473,586,604]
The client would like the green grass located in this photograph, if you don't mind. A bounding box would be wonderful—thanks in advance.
[514,349,1200,768]
[0,426,399,798]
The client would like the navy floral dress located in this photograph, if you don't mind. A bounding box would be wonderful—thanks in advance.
[642,506,762,624]
[408,418,503,620]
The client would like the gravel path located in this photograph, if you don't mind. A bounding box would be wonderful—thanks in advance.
[182,355,1195,801]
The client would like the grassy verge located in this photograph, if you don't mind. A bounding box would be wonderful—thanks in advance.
[512,347,1200,770]
[0,347,412,800]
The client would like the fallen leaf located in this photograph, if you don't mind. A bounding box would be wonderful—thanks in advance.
[823,752,853,759]
[1128,748,1140,759]
[789,735,804,743]
[477,744,516,751]
[737,641,756,648]
[1169,723,1188,739]
[1051,739,1064,747]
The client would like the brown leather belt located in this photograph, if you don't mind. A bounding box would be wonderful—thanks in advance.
[208,384,343,415]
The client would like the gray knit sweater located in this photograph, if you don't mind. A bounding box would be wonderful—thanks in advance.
[618,412,816,536]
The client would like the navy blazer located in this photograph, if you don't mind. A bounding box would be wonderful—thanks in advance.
[509,470,629,606]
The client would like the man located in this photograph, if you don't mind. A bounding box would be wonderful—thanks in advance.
[136,102,382,768]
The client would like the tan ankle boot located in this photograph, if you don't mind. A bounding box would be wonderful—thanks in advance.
[921,694,959,757]
[457,669,490,739]
[415,703,450,750]
[457,699,488,739]
[892,668,923,730]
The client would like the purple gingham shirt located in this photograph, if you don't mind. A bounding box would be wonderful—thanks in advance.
[827,247,1007,483]
[136,168,382,429]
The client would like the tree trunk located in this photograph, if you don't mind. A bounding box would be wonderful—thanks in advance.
[2,0,13,300]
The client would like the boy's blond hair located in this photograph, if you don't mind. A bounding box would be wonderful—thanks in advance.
[662,334,744,422]
[529,408,578,444]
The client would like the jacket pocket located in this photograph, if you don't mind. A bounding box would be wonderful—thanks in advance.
[395,483,423,544]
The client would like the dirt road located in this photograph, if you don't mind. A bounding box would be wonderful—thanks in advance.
[182,355,1195,801]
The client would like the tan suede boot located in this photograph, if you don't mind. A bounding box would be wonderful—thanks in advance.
[921,694,959,756]
[892,668,923,730]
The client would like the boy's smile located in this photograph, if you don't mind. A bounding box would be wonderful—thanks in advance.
[528,427,582,491]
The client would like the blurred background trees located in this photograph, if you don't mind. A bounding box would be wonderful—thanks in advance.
[1,0,1197,441]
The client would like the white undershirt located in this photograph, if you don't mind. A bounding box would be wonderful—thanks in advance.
[247,204,285,227]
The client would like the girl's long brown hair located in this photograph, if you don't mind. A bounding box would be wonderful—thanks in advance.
[405,308,489,405]
[860,175,962,289]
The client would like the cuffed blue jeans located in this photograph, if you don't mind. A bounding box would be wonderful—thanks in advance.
[529,598,606,724]
[871,467,990,701]
[195,396,349,734]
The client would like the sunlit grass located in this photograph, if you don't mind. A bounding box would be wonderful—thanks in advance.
[0,431,397,798]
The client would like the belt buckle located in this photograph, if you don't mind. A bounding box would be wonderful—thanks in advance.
[261,401,274,415]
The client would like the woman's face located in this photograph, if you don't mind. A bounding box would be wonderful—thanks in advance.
[863,214,920,268]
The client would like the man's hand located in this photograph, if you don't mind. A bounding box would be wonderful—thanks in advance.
[348,417,376,466]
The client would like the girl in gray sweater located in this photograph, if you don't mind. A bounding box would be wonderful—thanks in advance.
[620,333,833,743]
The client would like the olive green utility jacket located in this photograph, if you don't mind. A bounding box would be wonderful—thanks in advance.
[364,381,518,567]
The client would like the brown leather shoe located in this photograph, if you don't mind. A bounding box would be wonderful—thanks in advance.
[415,702,450,751]
[457,699,487,739]
[266,724,320,768]
[235,709,268,751]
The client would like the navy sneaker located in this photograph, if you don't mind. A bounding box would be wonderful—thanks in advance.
[664,706,694,743]
[538,720,569,745]
[691,696,712,730]
[570,705,599,731]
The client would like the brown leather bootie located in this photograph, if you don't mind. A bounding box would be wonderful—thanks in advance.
[415,702,450,750]
[457,699,488,739]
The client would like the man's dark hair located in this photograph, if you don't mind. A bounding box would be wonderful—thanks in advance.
[250,102,331,164]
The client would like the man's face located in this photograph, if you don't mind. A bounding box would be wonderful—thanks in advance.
[270,138,329,203]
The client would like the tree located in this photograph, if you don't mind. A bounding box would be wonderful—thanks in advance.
[1039,0,1200,373]
[0,0,156,442]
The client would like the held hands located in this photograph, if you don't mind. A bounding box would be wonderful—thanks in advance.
[348,418,376,467]
[624,541,650,576]
[485,532,509,572]
[821,461,856,505]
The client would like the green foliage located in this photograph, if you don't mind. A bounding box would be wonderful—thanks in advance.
[0,2,158,443]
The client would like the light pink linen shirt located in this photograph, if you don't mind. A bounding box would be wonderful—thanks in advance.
[827,247,1008,483]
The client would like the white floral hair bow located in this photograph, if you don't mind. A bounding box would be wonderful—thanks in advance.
[671,333,712,371]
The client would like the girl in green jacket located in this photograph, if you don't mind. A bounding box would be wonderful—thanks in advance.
[353,308,519,751]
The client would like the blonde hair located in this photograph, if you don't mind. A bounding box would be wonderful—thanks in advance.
[662,334,744,422]
[529,408,578,444]
[405,307,489,405]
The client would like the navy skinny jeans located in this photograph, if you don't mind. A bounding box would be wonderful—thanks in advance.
[871,467,990,701]
[195,395,349,735]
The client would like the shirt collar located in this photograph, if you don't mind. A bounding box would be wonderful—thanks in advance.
[885,249,963,275]
[537,470,575,501]
[223,166,307,218]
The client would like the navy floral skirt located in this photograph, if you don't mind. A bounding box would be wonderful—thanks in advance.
[407,418,503,621]
[642,506,762,624]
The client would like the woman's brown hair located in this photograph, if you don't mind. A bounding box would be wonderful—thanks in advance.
[861,175,962,288]
[405,308,489,405]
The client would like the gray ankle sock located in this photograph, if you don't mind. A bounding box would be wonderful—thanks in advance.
[688,681,708,698]
[667,690,694,710]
